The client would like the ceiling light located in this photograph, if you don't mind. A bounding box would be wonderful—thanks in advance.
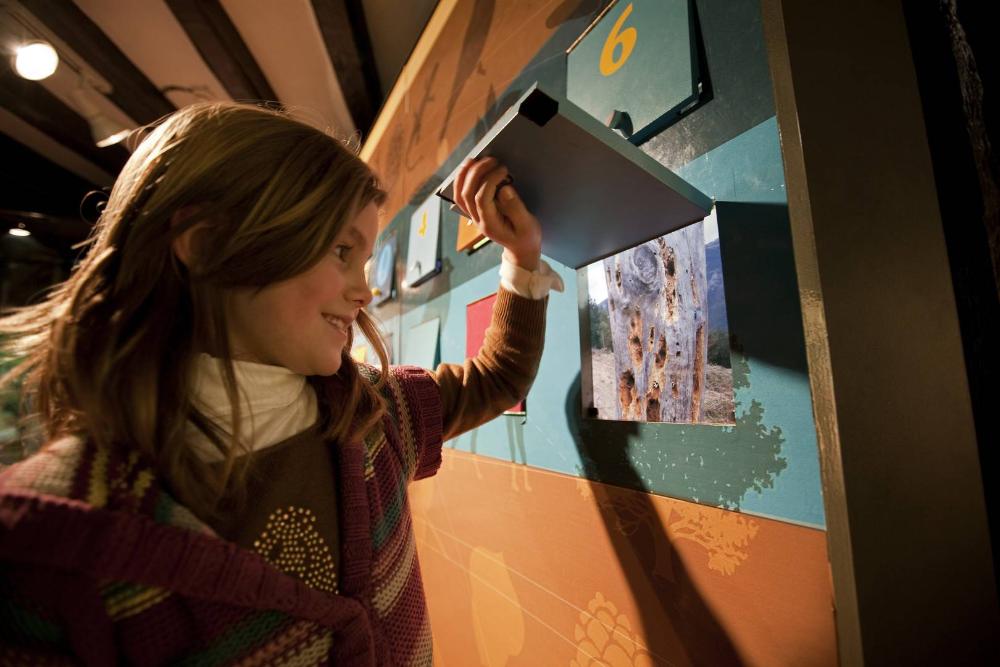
[14,40,58,80]
[92,123,131,148]
[71,80,132,147]
[8,223,31,237]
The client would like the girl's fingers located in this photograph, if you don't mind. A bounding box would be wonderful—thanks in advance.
[474,165,512,241]
[494,181,531,230]
[453,159,472,218]
[459,157,498,221]
[453,157,542,266]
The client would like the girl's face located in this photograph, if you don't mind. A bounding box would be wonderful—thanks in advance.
[225,202,378,375]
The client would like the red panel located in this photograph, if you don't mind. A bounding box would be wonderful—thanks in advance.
[466,293,525,413]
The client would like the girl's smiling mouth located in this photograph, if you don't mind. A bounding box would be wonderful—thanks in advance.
[322,313,353,333]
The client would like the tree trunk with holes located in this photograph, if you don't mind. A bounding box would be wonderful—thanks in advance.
[603,222,707,422]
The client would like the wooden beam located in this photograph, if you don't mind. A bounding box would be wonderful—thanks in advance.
[0,66,128,177]
[21,0,175,124]
[761,0,1000,663]
[311,0,382,134]
[165,0,277,103]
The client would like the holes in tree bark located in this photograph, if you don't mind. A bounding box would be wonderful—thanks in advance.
[646,379,662,422]
[618,369,637,414]
[628,310,644,368]
[692,323,705,421]
[655,335,667,368]
[661,244,677,322]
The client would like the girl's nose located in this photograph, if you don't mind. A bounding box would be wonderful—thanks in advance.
[351,271,373,308]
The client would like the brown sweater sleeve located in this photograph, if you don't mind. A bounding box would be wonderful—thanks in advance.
[431,286,547,441]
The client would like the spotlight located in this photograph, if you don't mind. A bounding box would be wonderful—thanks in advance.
[14,40,58,80]
[8,223,31,237]
[71,80,131,148]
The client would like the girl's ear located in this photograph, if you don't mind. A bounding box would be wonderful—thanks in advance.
[170,207,201,267]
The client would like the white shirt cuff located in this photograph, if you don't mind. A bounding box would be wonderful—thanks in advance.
[499,252,565,300]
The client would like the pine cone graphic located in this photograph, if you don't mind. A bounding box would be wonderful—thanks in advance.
[571,593,655,667]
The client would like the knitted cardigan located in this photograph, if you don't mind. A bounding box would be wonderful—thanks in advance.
[0,365,442,666]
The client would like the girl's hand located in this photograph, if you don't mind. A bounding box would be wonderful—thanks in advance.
[453,157,542,271]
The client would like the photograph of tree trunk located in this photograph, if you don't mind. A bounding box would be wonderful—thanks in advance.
[585,209,734,424]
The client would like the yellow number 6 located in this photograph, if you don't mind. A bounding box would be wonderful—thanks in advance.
[600,3,637,77]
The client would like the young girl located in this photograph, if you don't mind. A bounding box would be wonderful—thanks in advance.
[0,102,563,665]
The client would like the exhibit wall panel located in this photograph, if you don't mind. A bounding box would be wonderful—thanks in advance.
[362,0,835,663]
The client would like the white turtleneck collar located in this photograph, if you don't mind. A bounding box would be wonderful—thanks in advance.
[186,353,318,461]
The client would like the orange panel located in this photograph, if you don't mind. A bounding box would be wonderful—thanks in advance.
[456,215,487,252]
[410,450,836,666]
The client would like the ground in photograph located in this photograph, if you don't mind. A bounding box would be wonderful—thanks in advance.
[590,349,735,424]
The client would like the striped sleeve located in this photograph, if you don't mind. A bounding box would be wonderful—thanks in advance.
[382,366,444,481]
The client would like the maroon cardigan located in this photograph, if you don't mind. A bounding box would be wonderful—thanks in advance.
[0,366,443,666]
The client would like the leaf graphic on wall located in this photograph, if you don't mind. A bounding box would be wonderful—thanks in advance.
[383,123,405,189]
[404,62,440,171]
[667,503,760,576]
[438,0,495,141]
[469,547,524,665]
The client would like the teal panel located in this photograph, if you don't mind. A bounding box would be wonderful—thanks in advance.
[567,0,698,143]
[401,318,440,369]
[673,115,786,202]
[641,0,776,170]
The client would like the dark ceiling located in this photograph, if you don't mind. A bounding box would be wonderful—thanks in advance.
[0,0,436,281]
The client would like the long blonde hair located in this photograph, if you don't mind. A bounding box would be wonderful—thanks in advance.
[0,102,390,516]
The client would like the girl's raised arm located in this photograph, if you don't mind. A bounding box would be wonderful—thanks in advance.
[429,158,562,440]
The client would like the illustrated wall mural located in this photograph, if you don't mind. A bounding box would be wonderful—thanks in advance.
[361,0,834,664]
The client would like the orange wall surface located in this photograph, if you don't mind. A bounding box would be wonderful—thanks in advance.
[412,451,835,666]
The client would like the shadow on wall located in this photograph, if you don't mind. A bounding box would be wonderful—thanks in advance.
[715,202,809,376]
[565,374,742,666]
[546,0,605,29]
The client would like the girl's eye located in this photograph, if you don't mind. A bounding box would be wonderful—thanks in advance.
[333,245,352,261]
